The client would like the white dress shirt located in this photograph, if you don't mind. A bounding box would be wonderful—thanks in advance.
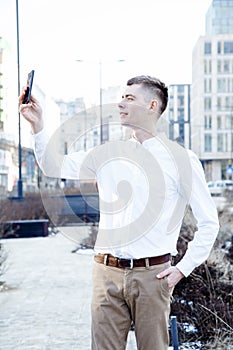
[33,129,219,277]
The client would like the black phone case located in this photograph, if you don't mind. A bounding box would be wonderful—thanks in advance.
[23,70,34,104]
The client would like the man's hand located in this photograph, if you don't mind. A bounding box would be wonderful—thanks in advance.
[19,87,44,134]
[156,266,184,290]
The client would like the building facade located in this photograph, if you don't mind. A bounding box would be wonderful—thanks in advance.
[205,0,233,35]
[0,37,18,195]
[191,0,233,181]
[168,84,191,149]
[55,86,125,155]
[0,36,61,196]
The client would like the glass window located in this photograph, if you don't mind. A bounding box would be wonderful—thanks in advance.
[178,95,184,107]
[177,85,184,93]
[217,133,224,152]
[224,41,233,54]
[209,115,212,129]
[209,79,212,92]
[225,96,230,108]
[179,123,184,141]
[224,60,230,73]
[204,42,212,55]
[217,78,226,92]
[169,109,174,120]
[226,115,232,129]
[204,134,212,152]
[217,97,222,109]
[204,116,207,129]
[204,115,212,129]
[223,95,233,108]
[169,99,174,109]
[204,60,212,74]
[227,78,230,92]
[204,97,212,111]
[178,108,184,121]
[204,60,207,74]
[217,41,221,54]
[204,79,212,93]
[209,60,212,74]
[217,60,222,73]
[217,115,222,129]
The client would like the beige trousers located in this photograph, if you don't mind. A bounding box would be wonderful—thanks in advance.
[91,261,171,350]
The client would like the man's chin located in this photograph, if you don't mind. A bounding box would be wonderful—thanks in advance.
[120,120,137,130]
[120,122,133,131]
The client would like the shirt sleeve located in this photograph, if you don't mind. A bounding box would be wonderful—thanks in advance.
[176,150,219,277]
[32,128,94,180]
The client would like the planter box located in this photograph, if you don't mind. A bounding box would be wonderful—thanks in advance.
[1,219,49,239]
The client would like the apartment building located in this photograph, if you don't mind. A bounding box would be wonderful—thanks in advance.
[168,84,191,149]
[0,45,3,131]
[0,38,18,195]
[191,0,233,181]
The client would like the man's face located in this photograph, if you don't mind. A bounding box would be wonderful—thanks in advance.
[118,84,153,130]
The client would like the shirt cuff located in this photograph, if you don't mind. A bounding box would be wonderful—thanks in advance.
[31,128,49,147]
[31,128,46,139]
[176,257,196,277]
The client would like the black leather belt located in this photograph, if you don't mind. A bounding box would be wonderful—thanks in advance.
[94,253,171,269]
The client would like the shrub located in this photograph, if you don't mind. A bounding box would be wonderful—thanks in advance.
[171,207,233,347]
[0,193,48,223]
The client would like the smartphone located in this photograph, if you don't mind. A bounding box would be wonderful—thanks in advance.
[23,70,35,104]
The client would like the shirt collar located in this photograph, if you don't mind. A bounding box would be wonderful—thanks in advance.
[129,136,158,147]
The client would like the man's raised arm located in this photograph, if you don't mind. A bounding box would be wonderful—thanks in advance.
[19,89,89,180]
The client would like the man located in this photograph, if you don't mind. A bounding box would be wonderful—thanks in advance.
[19,75,219,350]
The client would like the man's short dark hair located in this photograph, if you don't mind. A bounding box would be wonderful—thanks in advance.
[127,75,168,115]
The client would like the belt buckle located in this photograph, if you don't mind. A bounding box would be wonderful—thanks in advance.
[130,259,133,269]
[104,254,109,265]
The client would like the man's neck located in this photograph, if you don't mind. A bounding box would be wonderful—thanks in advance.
[132,128,157,144]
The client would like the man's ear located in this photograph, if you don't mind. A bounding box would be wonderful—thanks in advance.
[149,99,159,111]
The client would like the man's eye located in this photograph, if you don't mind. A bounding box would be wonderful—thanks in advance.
[127,97,134,101]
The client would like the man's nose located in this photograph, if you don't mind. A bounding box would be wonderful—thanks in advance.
[118,99,126,109]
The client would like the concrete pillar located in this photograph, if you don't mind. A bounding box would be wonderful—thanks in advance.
[212,160,222,181]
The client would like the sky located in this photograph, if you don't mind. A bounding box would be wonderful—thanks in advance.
[0,0,212,104]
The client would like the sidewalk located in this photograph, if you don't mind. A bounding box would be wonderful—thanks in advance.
[0,227,137,350]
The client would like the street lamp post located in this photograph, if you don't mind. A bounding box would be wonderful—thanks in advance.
[16,0,23,198]
[99,61,103,144]
[76,59,125,145]
[76,60,105,144]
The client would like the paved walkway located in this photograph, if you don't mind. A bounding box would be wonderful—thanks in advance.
[0,227,137,350]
